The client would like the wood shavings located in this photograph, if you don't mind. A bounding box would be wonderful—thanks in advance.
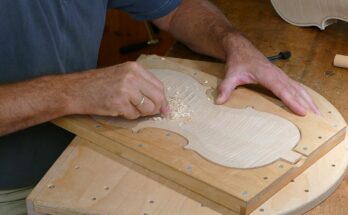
[98,68,301,169]
[168,91,193,121]
[151,116,163,121]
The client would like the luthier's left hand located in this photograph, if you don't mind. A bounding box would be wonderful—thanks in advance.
[215,34,320,116]
[154,0,319,116]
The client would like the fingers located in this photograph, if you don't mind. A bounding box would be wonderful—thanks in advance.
[268,78,320,116]
[216,76,239,104]
[137,79,167,114]
[121,62,170,117]
[276,87,308,116]
[216,67,256,105]
[218,62,320,116]
[292,81,320,114]
[119,101,141,120]
[133,66,170,115]
[130,94,156,116]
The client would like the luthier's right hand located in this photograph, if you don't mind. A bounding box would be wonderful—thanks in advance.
[67,61,170,119]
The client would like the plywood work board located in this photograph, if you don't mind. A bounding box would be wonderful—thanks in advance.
[27,131,348,215]
[39,55,345,215]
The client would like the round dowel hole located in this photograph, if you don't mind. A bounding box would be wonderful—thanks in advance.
[304,189,309,193]
[48,184,55,189]
[186,165,193,171]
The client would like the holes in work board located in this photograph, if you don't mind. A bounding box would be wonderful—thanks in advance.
[186,165,193,172]
[48,184,55,189]
[242,191,248,196]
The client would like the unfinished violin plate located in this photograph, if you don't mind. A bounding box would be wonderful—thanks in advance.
[271,0,348,30]
[95,69,301,169]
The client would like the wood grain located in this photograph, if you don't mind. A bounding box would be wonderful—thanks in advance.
[27,55,348,215]
[271,0,348,30]
[168,1,348,213]
[27,0,348,214]
[95,67,302,169]
[27,132,348,215]
[49,55,345,214]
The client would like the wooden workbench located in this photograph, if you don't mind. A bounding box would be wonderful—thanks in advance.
[167,0,348,214]
[27,0,348,214]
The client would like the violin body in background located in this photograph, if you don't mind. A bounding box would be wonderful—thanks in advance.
[271,0,348,30]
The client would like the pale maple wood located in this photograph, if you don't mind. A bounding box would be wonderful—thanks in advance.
[43,55,345,214]
[170,1,348,213]
[334,54,348,69]
[95,68,302,169]
[27,136,236,215]
[26,132,348,215]
[271,0,348,30]
[27,56,348,215]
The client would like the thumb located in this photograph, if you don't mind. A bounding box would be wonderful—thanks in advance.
[215,77,238,105]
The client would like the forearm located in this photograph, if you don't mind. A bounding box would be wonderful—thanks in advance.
[154,0,246,60]
[0,62,170,135]
[0,75,73,135]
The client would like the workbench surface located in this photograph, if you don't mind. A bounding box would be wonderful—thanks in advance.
[167,0,348,214]
[27,1,348,215]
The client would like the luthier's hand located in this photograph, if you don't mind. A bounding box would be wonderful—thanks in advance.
[153,0,319,116]
[215,34,320,116]
[0,61,169,136]
[68,62,170,119]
